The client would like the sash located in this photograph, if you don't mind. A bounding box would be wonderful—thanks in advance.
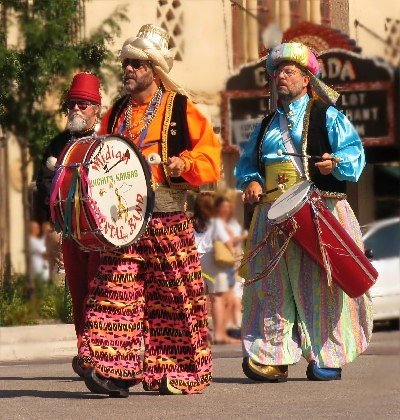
[279,114,305,177]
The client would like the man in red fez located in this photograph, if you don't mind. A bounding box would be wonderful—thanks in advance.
[36,72,102,377]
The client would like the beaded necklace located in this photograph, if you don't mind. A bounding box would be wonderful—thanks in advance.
[124,87,163,142]
[285,96,308,131]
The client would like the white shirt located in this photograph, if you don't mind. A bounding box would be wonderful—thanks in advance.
[194,218,231,255]
[29,236,49,280]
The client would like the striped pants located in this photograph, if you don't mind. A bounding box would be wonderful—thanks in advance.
[241,198,373,368]
[79,211,212,393]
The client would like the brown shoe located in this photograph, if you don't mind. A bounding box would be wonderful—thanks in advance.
[242,357,288,382]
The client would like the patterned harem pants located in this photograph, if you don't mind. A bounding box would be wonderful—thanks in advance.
[79,211,212,393]
[241,198,373,369]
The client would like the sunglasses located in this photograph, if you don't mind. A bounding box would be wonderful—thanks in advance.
[122,58,150,69]
[67,100,95,111]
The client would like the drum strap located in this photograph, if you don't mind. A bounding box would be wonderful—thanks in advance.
[279,114,305,178]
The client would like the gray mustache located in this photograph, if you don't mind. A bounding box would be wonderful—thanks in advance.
[124,74,136,82]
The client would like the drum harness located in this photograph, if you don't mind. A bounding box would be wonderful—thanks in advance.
[239,114,335,287]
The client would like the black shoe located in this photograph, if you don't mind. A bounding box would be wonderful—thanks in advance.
[242,357,288,382]
[72,356,85,378]
[227,328,241,340]
[143,381,160,392]
[84,368,129,398]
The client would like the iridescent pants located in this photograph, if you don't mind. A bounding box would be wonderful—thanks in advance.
[241,198,373,368]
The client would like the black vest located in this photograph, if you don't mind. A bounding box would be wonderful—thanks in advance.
[106,92,193,189]
[256,98,346,194]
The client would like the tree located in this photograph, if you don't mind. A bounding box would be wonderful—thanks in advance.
[0,0,128,299]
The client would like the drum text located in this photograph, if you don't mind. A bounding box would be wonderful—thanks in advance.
[128,193,145,234]
[91,175,114,187]
[91,144,130,172]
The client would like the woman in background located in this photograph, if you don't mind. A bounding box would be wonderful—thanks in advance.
[193,193,238,344]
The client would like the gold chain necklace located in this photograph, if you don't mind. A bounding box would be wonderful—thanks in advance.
[125,87,163,131]
[125,88,163,141]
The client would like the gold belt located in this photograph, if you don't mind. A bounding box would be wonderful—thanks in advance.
[261,162,347,204]
[153,187,187,212]
[262,162,302,203]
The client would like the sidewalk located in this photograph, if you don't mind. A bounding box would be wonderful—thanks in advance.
[0,324,77,362]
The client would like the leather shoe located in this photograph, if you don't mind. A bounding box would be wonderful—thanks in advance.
[72,356,85,378]
[84,368,130,398]
[306,361,342,381]
[242,357,288,382]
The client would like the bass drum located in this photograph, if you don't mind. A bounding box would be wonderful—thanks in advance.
[50,134,154,251]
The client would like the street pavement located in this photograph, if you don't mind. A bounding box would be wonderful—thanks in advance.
[0,330,399,420]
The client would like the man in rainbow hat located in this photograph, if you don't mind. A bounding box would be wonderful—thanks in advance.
[36,72,102,376]
[235,42,372,382]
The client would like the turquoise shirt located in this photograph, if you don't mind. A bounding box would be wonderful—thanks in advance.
[234,94,366,190]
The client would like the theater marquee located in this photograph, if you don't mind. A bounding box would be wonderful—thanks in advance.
[319,50,395,147]
[223,49,396,152]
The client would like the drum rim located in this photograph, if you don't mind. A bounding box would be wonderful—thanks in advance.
[268,180,313,224]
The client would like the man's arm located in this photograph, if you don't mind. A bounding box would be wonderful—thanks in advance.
[175,99,221,186]
[234,123,265,202]
[36,132,69,221]
[321,107,366,182]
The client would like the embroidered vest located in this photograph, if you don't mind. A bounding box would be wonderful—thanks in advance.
[106,91,194,190]
[256,98,346,194]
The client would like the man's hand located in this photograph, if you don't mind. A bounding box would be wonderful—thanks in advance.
[243,181,263,203]
[315,153,340,175]
[167,156,185,177]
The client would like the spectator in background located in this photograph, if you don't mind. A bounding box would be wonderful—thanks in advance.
[224,194,248,337]
[214,196,245,339]
[42,221,64,285]
[193,193,239,344]
[29,220,49,281]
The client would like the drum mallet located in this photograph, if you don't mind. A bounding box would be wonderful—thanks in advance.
[277,149,338,161]
[147,153,168,165]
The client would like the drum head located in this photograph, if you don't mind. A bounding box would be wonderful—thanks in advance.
[87,135,154,248]
[268,181,312,223]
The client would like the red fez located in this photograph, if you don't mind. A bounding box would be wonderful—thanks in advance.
[67,72,101,104]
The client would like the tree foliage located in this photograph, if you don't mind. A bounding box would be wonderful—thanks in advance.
[0,0,128,164]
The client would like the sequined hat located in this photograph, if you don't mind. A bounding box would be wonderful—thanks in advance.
[265,42,320,76]
[266,42,339,105]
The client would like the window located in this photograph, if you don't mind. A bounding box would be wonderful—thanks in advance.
[364,222,400,260]
[385,18,400,67]
[157,0,184,61]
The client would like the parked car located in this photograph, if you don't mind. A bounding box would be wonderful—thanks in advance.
[362,217,400,322]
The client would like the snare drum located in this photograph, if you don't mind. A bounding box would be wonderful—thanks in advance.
[267,181,378,298]
[50,134,154,251]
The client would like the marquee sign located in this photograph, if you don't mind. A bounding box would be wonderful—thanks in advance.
[222,49,396,153]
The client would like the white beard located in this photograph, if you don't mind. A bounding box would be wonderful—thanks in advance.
[68,114,88,133]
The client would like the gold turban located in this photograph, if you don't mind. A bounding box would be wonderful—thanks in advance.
[119,24,188,97]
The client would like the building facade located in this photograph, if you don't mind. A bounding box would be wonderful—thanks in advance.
[1,0,398,275]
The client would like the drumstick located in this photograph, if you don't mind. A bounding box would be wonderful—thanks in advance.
[277,149,337,161]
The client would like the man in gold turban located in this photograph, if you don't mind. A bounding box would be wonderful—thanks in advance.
[79,24,221,397]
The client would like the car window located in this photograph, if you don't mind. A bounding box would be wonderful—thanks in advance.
[364,222,400,259]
